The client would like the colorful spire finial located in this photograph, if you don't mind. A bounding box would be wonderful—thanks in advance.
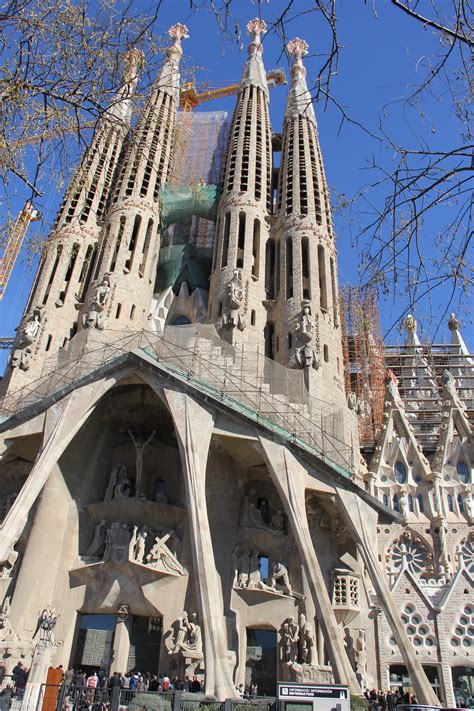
[287,38,309,58]
[403,314,417,333]
[447,312,460,331]
[247,18,267,39]
[169,23,189,43]
[123,47,144,83]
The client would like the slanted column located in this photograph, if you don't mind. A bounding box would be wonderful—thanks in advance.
[162,389,236,700]
[336,488,441,706]
[258,435,360,694]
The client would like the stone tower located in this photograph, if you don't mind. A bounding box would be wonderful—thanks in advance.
[273,38,345,404]
[78,23,188,335]
[208,19,273,350]
[3,49,143,390]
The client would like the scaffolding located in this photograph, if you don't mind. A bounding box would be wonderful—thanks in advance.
[340,286,386,448]
[0,325,354,477]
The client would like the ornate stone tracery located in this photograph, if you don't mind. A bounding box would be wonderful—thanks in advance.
[386,530,435,582]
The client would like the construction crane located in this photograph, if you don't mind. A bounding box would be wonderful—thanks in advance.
[0,203,40,301]
[180,68,286,111]
[2,70,287,301]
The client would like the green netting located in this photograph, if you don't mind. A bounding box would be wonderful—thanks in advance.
[160,184,220,226]
[154,244,211,292]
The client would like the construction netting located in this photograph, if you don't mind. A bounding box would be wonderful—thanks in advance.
[165,111,230,250]
[160,184,219,226]
[1,324,354,476]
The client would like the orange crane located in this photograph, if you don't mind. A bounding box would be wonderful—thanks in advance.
[2,70,287,300]
[0,203,40,301]
[179,68,286,110]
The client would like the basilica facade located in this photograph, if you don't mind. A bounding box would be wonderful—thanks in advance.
[0,20,472,709]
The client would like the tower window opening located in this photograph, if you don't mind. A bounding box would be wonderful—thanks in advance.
[447,494,454,512]
[408,495,414,512]
[218,301,223,317]
[323,344,329,362]
[125,214,141,271]
[78,244,97,303]
[130,305,136,320]
[456,460,470,484]
[330,257,338,324]
[457,494,464,513]
[60,243,79,303]
[45,334,53,351]
[237,211,246,269]
[275,242,281,296]
[139,218,153,277]
[110,216,126,272]
[265,238,275,299]
[264,322,275,360]
[251,310,256,326]
[308,127,322,225]
[383,494,389,506]
[417,495,424,513]
[285,123,295,215]
[298,119,308,215]
[93,225,110,281]
[393,494,399,512]
[252,219,260,278]
[286,238,293,299]
[394,462,407,484]
[318,244,328,311]
[221,213,231,268]
[302,236,310,299]
[115,303,122,319]
[240,89,253,193]
[212,218,221,272]
[288,332,293,349]
[42,244,63,305]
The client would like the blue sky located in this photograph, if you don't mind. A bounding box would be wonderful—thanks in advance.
[1,0,471,372]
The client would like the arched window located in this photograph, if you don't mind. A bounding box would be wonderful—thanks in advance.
[383,494,388,507]
[417,494,424,513]
[408,495,414,512]
[394,462,407,484]
[171,316,191,326]
[457,494,464,513]
[447,494,454,512]
[456,460,470,484]
[393,494,399,512]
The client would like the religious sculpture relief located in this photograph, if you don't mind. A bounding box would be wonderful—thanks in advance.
[168,612,203,676]
[437,521,452,579]
[231,546,294,596]
[294,302,320,370]
[83,273,112,329]
[279,613,332,684]
[221,269,246,331]
[353,629,373,689]
[20,306,44,347]
[269,561,292,596]
[82,520,185,575]
[128,430,156,496]
[465,492,473,522]
[10,348,31,371]
[239,487,286,533]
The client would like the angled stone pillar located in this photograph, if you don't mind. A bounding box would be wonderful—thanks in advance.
[0,370,125,561]
[162,389,236,700]
[258,436,360,695]
[336,489,440,706]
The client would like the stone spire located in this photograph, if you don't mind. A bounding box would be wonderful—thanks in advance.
[208,18,272,350]
[271,37,346,412]
[77,24,188,336]
[240,18,268,94]
[2,49,143,392]
[285,38,317,124]
[447,313,470,356]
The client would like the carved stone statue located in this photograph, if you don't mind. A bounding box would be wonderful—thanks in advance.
[146,530,184,575]
[224,269,245,331]
[133,526,148,564]
[84,519,107,557]
[438,523,451,578]
[281,616,299,662]
[83,273,112,329]
[10,348,31,371]
[270,561,292,596]
[21,306,43,346]
[104,463,127,501]
[354,630,370,688]
[128,430,156,495]
[113,467,132,500]
[294,302,320,370]
[154,478,168,504]
[271,509,285,532]
[299,613,315,665]
[170,612,203,660]
[465,493,473,521]
[37,605,58,644]
[399,491,409,519]
[104,522,130,565]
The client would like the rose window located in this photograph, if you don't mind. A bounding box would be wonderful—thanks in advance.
[459,537,473,575]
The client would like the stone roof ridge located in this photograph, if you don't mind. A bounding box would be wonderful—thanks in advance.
[239,18,269,95]
[285,37,317,125]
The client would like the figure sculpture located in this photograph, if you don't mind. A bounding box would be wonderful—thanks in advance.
[170,612,203,662]
[299,614,315,665]
[226,269,245,330]
[399,491,409,520]
[83,273,112,329]
[128,430,156,495]
[270,561,292,596]
[281,617,299,663]
[21,306,43,346]
[84,520,107,557]
[104,463,127,501]
[294,303,319,370]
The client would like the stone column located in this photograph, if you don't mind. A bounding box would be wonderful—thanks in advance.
[336,488,440,706]
[162,389,236,700]
[23,641,54,711]
[113,614,132,674]
[258,436,360,694]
